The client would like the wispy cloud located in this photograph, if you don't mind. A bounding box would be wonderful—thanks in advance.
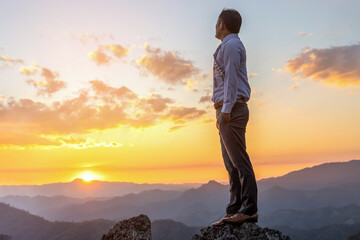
[249,73,258,78]
[65,31,115,44]
[25,67,67,96]
[297,31,313,37]
[161,106,206,124]
[0,56,24,66]
[199,95,211,103]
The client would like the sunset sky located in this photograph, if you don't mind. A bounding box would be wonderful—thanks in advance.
[1,0,359,185]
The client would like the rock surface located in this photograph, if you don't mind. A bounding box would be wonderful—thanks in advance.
[100,214,290,240]
[101,214,152,240]
[191,222,291,240]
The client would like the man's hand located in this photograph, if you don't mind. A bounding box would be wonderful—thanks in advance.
[222,112,231,122]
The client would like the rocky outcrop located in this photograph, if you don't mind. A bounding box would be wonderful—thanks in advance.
[100,214,290,240]
[191,222,291,240]
[101,214,151,240]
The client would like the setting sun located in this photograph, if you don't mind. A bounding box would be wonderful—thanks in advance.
[77,171,100,182]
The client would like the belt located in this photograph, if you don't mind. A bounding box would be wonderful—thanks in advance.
[214,98,245,110]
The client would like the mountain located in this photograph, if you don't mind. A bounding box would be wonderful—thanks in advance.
[0,202,116,240]
[259,185,360,214]
[347,229,360,240]
[152,219,202,240]
[33,180,228,224]
[259,203,360,229]
[4,178,359,226]
[1,159,360,228]
[0,195,102,217]
[258,159,360,191]
[275,223,360,240]
[0,178,200,198]
[0,189,183,221]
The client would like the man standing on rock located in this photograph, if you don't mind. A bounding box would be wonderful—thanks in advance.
[211,8,258,227]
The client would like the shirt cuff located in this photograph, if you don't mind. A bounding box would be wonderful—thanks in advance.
[221,102,235,114]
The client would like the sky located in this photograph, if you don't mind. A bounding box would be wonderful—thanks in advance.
[0,0,359,185]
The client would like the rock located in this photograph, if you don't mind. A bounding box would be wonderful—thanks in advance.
[101,214,152,240]
[191,222,291,240]
[0,234,12,240]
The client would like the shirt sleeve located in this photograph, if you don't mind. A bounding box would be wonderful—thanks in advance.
[221,42,240,113]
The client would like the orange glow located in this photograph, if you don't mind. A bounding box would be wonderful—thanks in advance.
[76,171,102,182]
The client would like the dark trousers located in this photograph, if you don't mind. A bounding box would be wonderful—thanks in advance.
[216,101,258,215]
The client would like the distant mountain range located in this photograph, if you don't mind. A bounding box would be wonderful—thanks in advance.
[0,202,115,240]
[1,159,360,239]
[2,200,360,240]
[1,159,359,225]
[0,178,202,198]
[276,222,360,240]
[257,159,360,191]
[0,202,202,240]
[260,203,360,229]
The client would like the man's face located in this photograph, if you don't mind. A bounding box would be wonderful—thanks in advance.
[215,18,222,40]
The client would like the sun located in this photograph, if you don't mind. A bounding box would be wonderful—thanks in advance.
[77,171,100,182]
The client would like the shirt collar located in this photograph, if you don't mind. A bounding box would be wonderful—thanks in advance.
[213,33,239,58]
[221,33,239,48]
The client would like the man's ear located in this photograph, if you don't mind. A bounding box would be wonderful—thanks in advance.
[219,21,225,31]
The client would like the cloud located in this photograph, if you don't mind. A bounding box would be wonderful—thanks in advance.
[297,31,313,37]
[290,80,300,90]
[249,73,258,78]
[19,62,40,75]
[88,47,113,65]
[88,44,130,65]
[89,79,138,103]
[199,95,211,103]
[285,43,360,88]
[136,43,199,85]
[26,67,67,96]
[0,81,207,146]
[65,31,115,44]
[135,93,174,113]
[161,106,206,124]
[0,132,64,147]
[184,78,199,92]
[0,133,123,149]
[168,125,186,132]
[103,44,129,59]
[0,56,24,66]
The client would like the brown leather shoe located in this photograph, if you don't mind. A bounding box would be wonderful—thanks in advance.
[222,212,258,224]
[211,213,236,227]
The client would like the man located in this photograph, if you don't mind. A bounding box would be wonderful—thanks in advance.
[211,8,258,227]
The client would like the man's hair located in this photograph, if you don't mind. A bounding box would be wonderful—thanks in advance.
[218,8,242,34]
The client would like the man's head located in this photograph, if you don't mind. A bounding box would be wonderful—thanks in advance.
[215,8,242,40]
